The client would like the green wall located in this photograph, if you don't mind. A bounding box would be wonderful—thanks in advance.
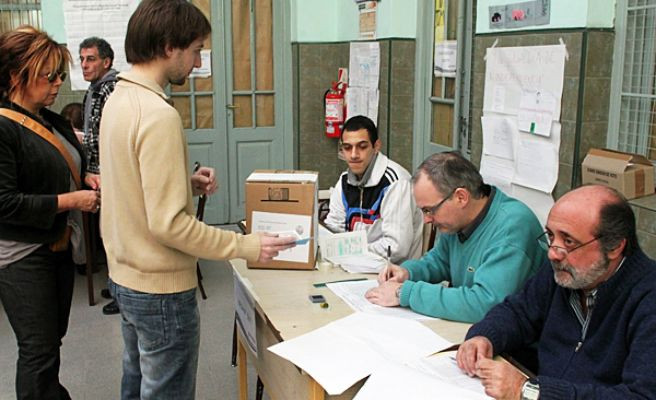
[42,0,66,43]
[475,0,615,34]
[291,0,417,42]
[44,0,418,44]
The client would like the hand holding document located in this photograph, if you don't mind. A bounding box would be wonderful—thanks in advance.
[251,211,311,263]
[256,233,297,263]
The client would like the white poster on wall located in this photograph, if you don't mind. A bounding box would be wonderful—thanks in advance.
[63,0,139,90]
[480,44,566,223]
[482,45,566,118]
[348,42,380,123]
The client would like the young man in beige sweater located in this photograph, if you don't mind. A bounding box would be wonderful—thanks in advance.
[99,1,295,398]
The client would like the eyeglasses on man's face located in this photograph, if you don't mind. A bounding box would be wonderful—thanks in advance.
[536,231,601,257]
[42,70,67,83]
[420,189,455,216]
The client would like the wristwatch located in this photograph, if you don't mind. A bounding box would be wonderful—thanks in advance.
[395,285,402,299]
[520,378,540,400]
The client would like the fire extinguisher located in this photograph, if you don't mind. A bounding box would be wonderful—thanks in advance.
[324,81,347,138]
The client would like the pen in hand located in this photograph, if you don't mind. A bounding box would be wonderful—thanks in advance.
[384,245,392,281]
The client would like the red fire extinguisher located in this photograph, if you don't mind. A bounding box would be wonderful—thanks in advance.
[324,81,347,138]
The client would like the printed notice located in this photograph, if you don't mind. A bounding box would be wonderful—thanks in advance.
[481,116,516,160]
[251,211,312,263]
[517,90,557,136]
[63,0,139,90]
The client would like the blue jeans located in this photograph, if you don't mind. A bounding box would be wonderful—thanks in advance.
[109,280,200,400]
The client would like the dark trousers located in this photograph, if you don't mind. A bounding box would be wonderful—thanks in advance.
[0,245,75,400]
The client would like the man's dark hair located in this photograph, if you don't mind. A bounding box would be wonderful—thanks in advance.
[594,187,640,257]
[125,0,211,64]
[412,151,487,199]
[79,37,114,67]
[342,115,378,144]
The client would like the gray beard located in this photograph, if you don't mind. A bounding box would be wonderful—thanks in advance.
[551,252,610,290]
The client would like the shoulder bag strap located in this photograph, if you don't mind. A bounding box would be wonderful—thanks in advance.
[0,108,81,190]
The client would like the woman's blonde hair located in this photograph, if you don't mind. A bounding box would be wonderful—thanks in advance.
[0,25,71,100]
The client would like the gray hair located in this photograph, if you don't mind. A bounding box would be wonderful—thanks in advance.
[412,151,486,198]
[79,37,114,66]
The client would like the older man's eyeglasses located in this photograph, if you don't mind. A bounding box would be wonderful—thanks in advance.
[536,231,601,257]
[420,189,455,216]
[42,71,67,83]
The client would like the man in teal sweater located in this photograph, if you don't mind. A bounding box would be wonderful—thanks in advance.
[365,152,546,322]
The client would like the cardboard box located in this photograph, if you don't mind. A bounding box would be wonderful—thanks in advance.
[581,148,655,200]
[245,170,318,270]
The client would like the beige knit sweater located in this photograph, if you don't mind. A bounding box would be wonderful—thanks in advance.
[99,71,260,294]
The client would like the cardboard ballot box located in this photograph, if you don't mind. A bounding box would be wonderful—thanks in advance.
[245,170,318,270]
[582,148,655,200]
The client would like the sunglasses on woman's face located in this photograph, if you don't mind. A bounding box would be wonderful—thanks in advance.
[43,71,67,83]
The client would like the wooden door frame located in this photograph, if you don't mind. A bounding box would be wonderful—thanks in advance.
[412,0,473,169]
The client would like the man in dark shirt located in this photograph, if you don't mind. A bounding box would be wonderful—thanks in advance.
[457,185,656,400]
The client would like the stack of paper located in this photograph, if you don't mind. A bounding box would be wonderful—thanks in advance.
[354,355,492,400]
[319,230,386,273]
[268,312,453,396]
[327,280,435,320]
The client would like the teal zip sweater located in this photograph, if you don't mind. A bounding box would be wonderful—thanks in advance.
[399,188,546,323]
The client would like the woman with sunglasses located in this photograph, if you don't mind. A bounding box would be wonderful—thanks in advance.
[0,26,100,399]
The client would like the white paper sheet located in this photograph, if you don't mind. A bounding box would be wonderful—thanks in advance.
[409,352,491,398]
[329,255,386,273]
[512,122,561,193]
[434,40,458,78]
[63,0,139,90]
[480,155,514,195]
[268,312,452,395]
[327,280,436,320]
[354,358,491,400]
[320,230,368,258]
[483,45,566,117]
[349,42,380,89]
[189,49,212,78]
[251,211,312,263]
[491,85,507,114]
[320,231,386,273]
[511,184,554,226]
[481,116,516,160]
[517,90,557,136]
[233,272,257,356]
[366,88,379,123]
[346,87,379,124]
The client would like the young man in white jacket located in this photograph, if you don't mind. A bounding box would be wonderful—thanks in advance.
[324,116,423,263]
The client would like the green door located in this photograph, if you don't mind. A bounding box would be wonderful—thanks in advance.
[224,0,293,222]
[413,0,473,165]
[171,0,293,224]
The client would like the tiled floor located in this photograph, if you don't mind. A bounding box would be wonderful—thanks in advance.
[0,248,264,399]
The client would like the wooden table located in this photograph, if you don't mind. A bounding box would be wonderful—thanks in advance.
[231,259,472,400]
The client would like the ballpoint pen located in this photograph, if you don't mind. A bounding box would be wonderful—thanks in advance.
[313,278,368,288]
[385,245,392,281]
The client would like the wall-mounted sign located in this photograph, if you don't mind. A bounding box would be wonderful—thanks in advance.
[489,0,551,30]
